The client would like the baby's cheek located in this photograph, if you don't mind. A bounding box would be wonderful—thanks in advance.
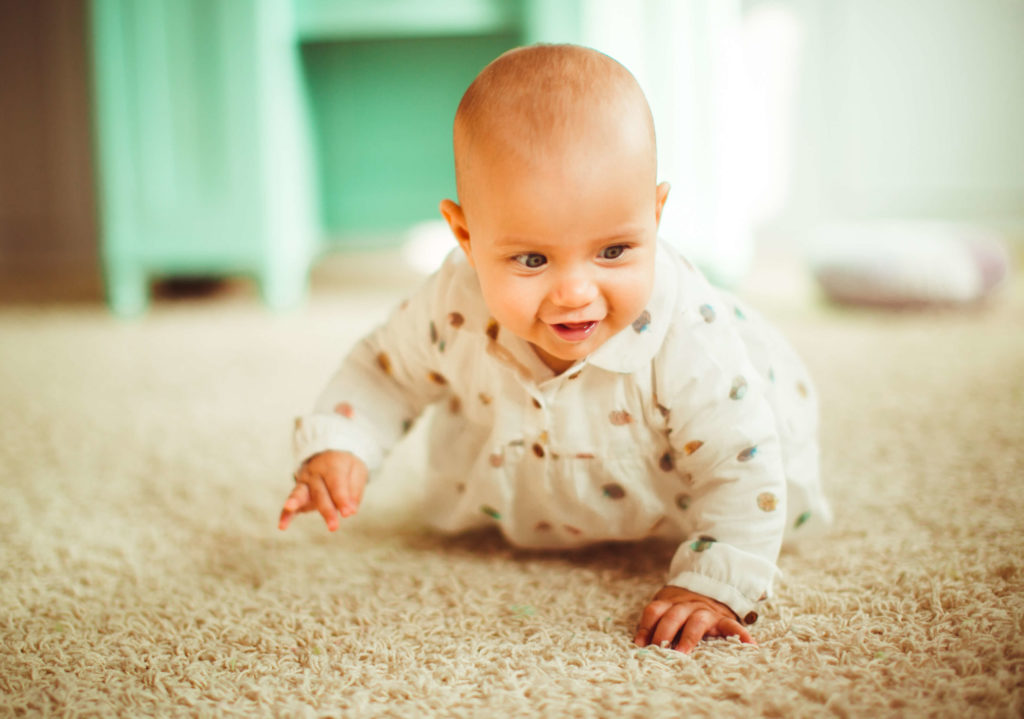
[610,275,654,333]
[479,284,530,335]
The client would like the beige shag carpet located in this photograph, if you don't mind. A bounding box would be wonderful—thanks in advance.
[2,255,1023,718]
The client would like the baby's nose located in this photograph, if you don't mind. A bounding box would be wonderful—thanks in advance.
[550,269,598,308]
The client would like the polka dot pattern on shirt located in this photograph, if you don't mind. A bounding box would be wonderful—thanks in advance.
[730,376,748,400]
[486,319,500,341]
[738,446,758,462]
[757,492,778,512]
[334,402,354,418]
[632,310,651,333]
[690,536,717,552]
[609,410,633,426]
[659,451,674,471]
[602,483,626,499]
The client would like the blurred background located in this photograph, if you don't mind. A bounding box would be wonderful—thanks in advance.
[1,0,1021,312]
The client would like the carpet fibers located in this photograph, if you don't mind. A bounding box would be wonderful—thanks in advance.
[2,261,1022,718]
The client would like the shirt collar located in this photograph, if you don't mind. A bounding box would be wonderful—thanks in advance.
[587,240,679,374]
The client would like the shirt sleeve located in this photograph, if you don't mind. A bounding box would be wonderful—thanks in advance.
[653,308,788,622]
[292,256,460,474]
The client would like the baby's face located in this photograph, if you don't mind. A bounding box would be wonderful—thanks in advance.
[448,128,669,373]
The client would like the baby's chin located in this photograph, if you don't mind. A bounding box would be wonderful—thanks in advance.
[532,334,610,373]
[529,341,584,373]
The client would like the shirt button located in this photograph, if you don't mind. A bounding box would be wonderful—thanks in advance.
[743,611,758,625]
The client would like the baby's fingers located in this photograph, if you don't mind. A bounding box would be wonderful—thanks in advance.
[673,609,718,654]
[305,476,341,531]
[712,616,756,646]
[278,483,312,530]
[633,600,674,647]
[325,473,359,518]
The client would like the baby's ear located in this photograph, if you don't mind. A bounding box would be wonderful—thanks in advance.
[655,182,671,226]
[439,199,473,265]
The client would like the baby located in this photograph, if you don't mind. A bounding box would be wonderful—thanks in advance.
[279,44,831,653]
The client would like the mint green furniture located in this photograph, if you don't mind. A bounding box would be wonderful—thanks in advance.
[91,0,317,314]
[90,0,579,314]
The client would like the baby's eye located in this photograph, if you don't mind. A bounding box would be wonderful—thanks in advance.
[513,253,547,269]
[599,245,628,260]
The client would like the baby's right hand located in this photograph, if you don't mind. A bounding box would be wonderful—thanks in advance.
[278,451,368,532]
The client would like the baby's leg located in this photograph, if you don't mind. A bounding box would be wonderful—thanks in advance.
[780,430,833,547]
[766,350,833,547]
[730,299,833,545]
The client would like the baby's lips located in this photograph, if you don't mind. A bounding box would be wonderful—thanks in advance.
[548,316,599,328]
[549,321,598,342]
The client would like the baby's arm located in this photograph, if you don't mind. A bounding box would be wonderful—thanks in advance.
[640,305,791,650]
[278,450,367,532]
[282,255,461,531]
[633,586,755,653]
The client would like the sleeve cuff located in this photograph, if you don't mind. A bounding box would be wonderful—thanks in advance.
[666,540,781,623]
[665,571,763,624]
[292,413,383,475]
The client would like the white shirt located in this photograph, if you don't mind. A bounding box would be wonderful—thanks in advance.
[293,241,828,620]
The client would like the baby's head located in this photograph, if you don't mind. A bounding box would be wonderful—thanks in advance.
[440,44,670,373]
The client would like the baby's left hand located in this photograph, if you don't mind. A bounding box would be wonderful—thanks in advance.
[633,585,756,654]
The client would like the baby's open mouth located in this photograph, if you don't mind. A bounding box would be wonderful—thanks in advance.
[557,321,596,330]
[551,321,598,342]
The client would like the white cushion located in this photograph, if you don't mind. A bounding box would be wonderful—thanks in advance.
[809,221,1011,307]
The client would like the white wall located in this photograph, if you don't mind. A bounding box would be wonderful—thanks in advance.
[763,0,1024,249]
